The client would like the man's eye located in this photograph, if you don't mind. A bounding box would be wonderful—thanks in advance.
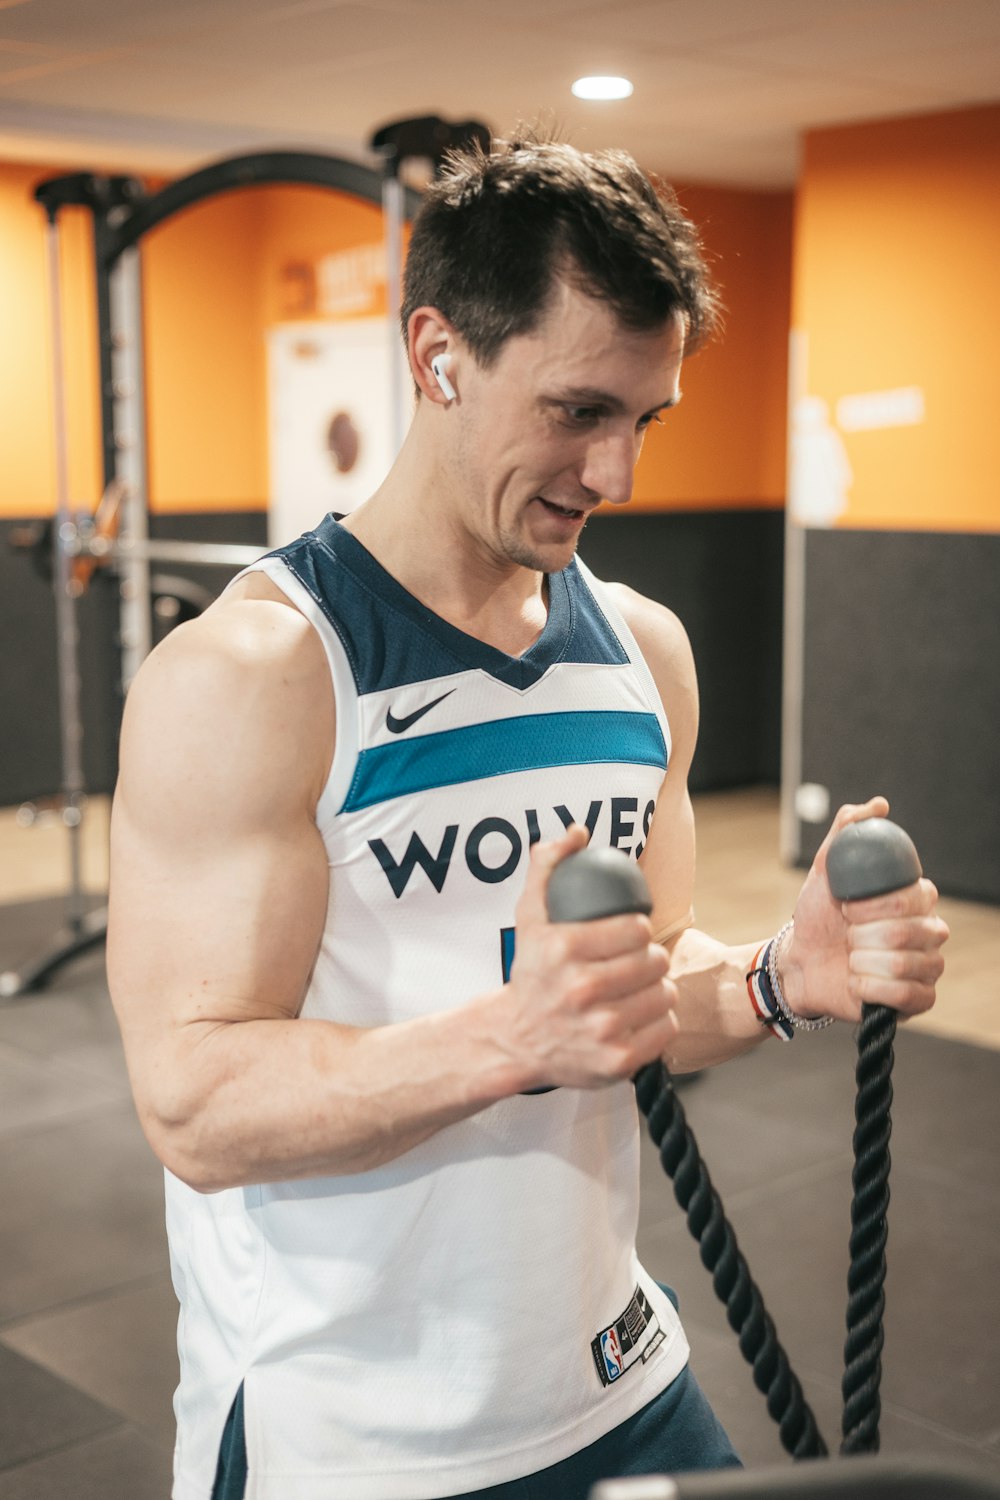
[562,406,601,427]
[637,412,665,433]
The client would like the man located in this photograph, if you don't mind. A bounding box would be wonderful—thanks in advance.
[108,137,948,1500]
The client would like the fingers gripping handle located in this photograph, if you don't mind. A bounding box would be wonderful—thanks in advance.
[546,846,653,923]
[826,818,922,902]
[527,849,651,1099]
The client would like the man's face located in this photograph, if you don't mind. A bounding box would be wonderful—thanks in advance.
[449,278,685,576]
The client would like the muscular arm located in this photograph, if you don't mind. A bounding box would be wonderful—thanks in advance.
[109,599,493,1189]
[109,590,676,1192]
[609,584,766,1071]
[611,584,948,1073]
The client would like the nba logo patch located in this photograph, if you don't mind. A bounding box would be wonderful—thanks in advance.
[591,1285,663,1389]
[600,1327,623,1381]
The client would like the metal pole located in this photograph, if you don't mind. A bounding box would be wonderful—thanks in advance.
[108,242,152,690]
[382,169,406,456]
[779,329,808,865]
[109,538,267,568]
[63,534,267,569]
[44,215,87,932]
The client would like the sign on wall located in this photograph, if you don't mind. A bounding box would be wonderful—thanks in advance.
[786,330,936,531]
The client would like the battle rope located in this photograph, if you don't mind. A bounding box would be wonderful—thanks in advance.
[826,819,920,1457]
[633,1018,895,1460]
[547,818,923,1464]
[634,1059,828,1459]
[841,1003,896,1455]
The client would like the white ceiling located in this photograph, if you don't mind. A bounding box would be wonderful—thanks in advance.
[0,0,998,188]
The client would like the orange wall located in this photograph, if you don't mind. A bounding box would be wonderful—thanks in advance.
[141,183,387,511]
[630,184,793,512]
[793,102,1000,533]
[248,179,793,514]
[0,164,273,517]
[0,164,102,515]
[1,159,792,520]
[143,190,268,512]
[255,183,387,326]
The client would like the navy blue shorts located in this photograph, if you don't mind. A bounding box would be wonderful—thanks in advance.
[211,1362,740,1500]
[446,1363,742,1499]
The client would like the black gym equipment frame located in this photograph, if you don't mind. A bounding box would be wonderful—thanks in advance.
[592,1455,1000,1500]
[2,150,419,1002]
[87,153,421,508]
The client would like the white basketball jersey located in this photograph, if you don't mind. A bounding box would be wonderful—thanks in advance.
[166,516,689,1500]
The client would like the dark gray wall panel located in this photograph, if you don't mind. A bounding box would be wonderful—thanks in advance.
[583,509,785,792]
[798,529,1000,903]
[1,507,784,807]
[1,519,120,805]
[0,512,268,807]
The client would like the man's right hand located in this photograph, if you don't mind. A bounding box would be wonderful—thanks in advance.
[502,826,679,1092]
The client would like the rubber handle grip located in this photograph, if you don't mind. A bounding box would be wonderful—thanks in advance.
[546,846,653,923]
[826,818,922,902]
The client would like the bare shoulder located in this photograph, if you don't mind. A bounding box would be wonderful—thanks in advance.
[604,583,698,927]
[108,573,335,1072]
[119,575,334,823]
[604,582,698,714]
[173,567,325,677]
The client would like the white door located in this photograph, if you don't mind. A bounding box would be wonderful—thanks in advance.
[267,318,407,547]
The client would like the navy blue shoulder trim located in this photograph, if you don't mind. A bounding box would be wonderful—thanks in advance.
[561,555,630,671]
[266,516,628,695]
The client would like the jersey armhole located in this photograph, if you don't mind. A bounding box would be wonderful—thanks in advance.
[226,559,357,828]
[573,557,673,768]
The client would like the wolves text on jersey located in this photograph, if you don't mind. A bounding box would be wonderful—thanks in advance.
[369,797,656,898]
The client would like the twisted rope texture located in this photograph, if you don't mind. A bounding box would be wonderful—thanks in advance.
[634,1062,828,1460]
[841,1003,896,1455]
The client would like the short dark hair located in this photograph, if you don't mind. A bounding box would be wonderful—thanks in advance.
[401,133,721,367]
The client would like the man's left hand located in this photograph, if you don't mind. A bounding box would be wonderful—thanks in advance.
[778,798,949,1023]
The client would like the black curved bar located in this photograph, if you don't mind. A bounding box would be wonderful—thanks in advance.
[91,147,421,484]
[101,149,422,263]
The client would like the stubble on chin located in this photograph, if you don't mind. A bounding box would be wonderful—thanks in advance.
[497,515,588,575]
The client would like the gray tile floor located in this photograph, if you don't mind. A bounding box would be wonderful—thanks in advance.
[2,895,1000,1497]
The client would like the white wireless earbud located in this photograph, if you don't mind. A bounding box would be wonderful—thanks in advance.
[431,353,457,403]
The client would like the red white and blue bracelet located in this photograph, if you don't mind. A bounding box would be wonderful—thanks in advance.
[745,920,835,1040]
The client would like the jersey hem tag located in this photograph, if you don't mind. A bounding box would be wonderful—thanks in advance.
[591,1284,665,1388]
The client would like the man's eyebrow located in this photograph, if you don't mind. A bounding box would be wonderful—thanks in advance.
[545,387,682,414]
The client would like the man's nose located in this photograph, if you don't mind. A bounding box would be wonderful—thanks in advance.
[578,429,639,507]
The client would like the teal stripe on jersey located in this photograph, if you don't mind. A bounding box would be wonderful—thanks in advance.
[342,710,667,813]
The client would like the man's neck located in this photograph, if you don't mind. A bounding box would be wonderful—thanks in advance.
[341,430,550,659]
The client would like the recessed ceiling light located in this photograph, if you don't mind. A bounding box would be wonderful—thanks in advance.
[572,76,634,101]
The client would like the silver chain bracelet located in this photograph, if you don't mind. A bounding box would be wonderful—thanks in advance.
[768,920,835,1032]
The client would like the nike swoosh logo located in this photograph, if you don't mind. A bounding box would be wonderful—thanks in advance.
[385,689,456,735]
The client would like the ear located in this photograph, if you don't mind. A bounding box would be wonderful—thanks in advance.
[408,306,459,405]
